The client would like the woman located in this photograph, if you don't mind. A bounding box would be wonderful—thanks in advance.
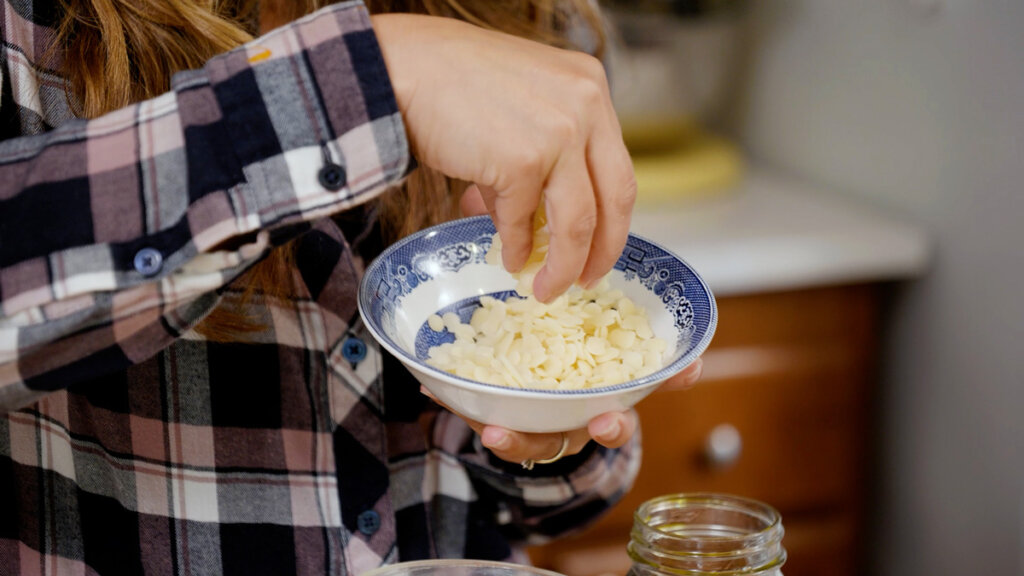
[0,0,703,573]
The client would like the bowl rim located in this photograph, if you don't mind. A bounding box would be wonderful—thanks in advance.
[357,215,717,397]
[361,559,566,576]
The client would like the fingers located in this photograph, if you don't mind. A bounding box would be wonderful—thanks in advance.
[533,152,597,301]
[459,183,490,217]
[479,425,591,464]
[479,408,637,463]
[488,179,543,274]
[665,357,704,391]
[579,114,636,288]
[587,410,637,449]
[421,386,641,465]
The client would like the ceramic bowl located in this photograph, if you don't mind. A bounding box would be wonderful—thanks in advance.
[357,216,716,433]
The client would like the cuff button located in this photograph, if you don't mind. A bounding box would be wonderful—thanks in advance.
[133,247,164,277]
[318,163,346,191]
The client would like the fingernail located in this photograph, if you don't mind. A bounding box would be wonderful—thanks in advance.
[533,272,555,303]
[596,418,621,440]
[502,250,525,274]
[534,288,552,304]
[481,428,510,450]
[682,358,704,388]
[690,358,704,382]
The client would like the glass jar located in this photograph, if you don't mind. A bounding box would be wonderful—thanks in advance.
[627,493,787,575]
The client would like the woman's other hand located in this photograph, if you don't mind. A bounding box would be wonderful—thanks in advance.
[422,358,703,466]
[373,14,636,303]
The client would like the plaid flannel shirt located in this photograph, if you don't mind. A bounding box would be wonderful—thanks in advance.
[0,1,640,574]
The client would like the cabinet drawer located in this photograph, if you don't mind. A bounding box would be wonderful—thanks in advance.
[600,357,871,530]
[618,285,878,516]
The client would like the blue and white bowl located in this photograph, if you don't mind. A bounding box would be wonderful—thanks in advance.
[358,216,717,433]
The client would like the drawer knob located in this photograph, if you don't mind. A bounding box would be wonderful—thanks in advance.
[705,423,742,468]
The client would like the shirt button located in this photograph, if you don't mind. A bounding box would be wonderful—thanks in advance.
[133,247,163,277]
[318,163,346,191]
[357,510,381,536]
[342,336,367,363]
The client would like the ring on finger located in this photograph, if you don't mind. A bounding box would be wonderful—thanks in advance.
[521,431,570,471]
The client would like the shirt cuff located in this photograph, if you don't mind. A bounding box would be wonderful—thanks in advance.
[202,1,410,245]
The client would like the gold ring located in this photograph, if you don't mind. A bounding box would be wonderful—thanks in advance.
[521,432,570,471]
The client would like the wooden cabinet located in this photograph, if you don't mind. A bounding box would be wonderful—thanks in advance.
[528,284,880,576]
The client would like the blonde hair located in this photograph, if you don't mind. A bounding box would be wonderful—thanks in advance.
[56,0,604,340]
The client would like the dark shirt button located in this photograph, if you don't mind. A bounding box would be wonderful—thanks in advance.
[133,247,163,277]
[318,163,346,191]
[342,337,367,363]
[357,510,381,536]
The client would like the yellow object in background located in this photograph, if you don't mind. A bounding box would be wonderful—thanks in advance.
[632,133,743,203]
[622,117,745,203]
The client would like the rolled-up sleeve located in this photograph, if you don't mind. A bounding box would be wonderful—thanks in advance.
[0,1,410,411]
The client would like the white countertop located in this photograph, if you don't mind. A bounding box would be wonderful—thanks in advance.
[631,167,931,297]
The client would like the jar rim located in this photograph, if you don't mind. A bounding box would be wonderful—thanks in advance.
[631,493,785,556]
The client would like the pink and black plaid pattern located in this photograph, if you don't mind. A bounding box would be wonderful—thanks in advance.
[0,0,409,407]
[0,1,640,574]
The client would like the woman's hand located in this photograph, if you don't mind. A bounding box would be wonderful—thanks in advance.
[423,358,704,467]
[372,14,636,303]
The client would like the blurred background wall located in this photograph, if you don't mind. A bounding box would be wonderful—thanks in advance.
[721,1,1023,573]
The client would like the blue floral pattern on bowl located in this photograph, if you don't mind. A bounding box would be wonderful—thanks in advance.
[368,226,493,337]
[615,236,700,346]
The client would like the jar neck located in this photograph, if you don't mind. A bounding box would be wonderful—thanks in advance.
[628,493,787,575]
